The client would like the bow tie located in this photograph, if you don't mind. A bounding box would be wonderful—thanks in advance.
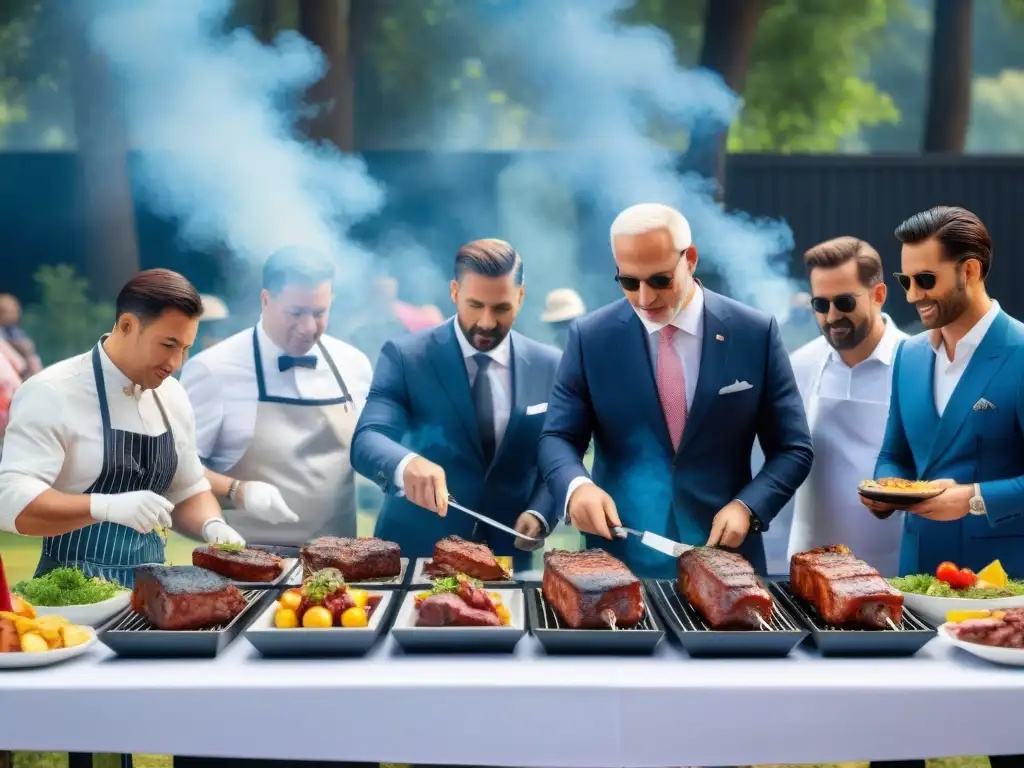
[278,355,317,372]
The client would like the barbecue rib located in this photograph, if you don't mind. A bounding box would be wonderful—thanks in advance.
[789,544,903,628]
[542,549,644,629]
[677,548,773,629]
[423,536,509,581]
[300,537,401,581]
[131,566,247,631]
[192,545,284,582]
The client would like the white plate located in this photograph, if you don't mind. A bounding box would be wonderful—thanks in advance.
[31,592,131,627]
[245,592,393,656]
[901,591,1024,626]
[409,557,515,586]
[0,626,98,669]
[939,622,1024,666]
[391,588,525,652]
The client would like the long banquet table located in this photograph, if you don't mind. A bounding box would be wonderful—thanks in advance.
[3,628,1024,767]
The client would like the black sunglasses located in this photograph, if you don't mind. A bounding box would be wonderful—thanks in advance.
[894,257,973,292]
[614,251,685,292]
[810,293,862,314]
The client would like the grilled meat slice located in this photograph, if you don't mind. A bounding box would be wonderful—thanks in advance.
[300,537,401,581]
[790,544,903,628]
[415,593,501,627]
[423,536,509,581]
[542,549,644,629]
[192,545,284,582]
[677,548,773,629]
[946,608,1024,648]
[131,565,247,631]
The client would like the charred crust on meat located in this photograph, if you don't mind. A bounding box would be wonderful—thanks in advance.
[135,565,233,594]
[543,549,639,592]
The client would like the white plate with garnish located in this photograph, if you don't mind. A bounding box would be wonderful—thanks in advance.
[14,567,132,627]
[32,592,132,627]
[939,622,1024,667]
[0,627,99,670]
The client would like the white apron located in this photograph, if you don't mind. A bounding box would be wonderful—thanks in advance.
[789,354,903,576]
[219,328,359,546]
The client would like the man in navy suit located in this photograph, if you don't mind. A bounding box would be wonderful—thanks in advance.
[538,203,813,578]
[350,239,561,569]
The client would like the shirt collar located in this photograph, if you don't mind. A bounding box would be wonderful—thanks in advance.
[257,316,323,369]
[97,337,145,398]
[453,317,512,367]
[929,300,1001,357]
[827,313,902,368]
[634,282,705,337]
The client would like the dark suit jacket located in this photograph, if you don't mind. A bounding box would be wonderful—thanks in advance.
[351,320,562,565]
[538,291,813,577]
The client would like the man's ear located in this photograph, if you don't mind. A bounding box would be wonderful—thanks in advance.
[449,279,459,305]
[874,281,887,307]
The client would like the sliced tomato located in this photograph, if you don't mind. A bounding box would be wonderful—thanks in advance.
[936,561,959,584]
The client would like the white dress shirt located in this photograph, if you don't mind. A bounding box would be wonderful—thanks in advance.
[931,300,1001,416]
[0,343,210,533]
[180,319,373,472]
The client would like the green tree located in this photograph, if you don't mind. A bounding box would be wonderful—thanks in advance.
[968,69,1024,152]
[20,265,114,365]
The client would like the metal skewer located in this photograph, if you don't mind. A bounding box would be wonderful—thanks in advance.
[885,617,900,631]
[756,615,772,631]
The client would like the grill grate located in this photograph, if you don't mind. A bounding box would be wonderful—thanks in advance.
[531,587,658,631]
[647,580,799,633]
[773,580,930,633]
[108,588,264,633]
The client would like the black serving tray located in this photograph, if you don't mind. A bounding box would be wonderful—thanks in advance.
[770,580,937,657]
[644,579,808,658]
[526,582,664,655]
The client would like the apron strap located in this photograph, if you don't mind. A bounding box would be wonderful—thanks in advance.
[90,344,113,467]
[316,339,354,411]
[251,326,354,408]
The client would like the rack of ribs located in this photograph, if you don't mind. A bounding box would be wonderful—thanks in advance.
[790,544,904,629]
[423,536,509,581]
[192,545,284,582]
[677,548,773,629]
[542,549,645,629]
[300,537,401,581]
[131,566,247,631]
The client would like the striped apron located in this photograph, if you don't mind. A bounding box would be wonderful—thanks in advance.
[34,344,178,589]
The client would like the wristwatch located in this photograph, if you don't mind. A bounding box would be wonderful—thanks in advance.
[968,483,986,516]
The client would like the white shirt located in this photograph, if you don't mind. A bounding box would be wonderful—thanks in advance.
[0,343,210,533]
[180,320,373,472]
[931,300,1001,416]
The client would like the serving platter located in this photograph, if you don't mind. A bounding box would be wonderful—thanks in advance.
[409,556,516,587]
[857,480,943,506]
[900,591,1024,627]
[390,588,526,653]
[939,622,1024,667]
[31,592,132,628]
[0,627,98,670]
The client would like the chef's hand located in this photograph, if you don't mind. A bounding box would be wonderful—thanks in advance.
[706,502,750,548]
[402,456,448,517]
[237,481,299,524]
[513,512,545,551]
[201,518,246,546]
[90,491,174,534]
[567,483,621,539]
[907,479,970,521]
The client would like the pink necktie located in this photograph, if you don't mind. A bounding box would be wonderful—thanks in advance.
[657,325,688,450]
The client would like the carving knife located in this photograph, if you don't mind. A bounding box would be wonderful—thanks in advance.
[612,527,693,557]
[396,489,539,542]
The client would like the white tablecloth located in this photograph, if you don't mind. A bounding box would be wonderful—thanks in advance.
[3,632,1024,766]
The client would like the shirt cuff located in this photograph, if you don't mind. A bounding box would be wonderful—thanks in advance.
[166,476,213,506]
[393,452,419,491]
[523,509,549,534]
[563,476,594,524]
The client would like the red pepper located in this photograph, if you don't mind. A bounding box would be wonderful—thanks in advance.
[0,554,12,613]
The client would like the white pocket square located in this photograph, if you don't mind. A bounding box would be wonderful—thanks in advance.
[973,398,996,411]
[719,380,753,395]
[526,402,548,415]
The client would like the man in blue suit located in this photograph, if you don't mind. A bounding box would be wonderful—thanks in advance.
[538,203,813,578]
[350,239,561,570]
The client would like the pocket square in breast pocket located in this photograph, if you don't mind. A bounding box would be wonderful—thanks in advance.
[718,380,753,395]
[526,402,548,415]
[973,398,996,411]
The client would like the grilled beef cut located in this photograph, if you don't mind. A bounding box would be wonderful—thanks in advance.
[423,536,509,581]
[946,608,1024,648]
[790,544,903,628]
[678,548,773,629]
[131,566,247,631]
[543,549,644,629]
[416,593,501,626]
[192,545,284,582]
[300,537,401,581]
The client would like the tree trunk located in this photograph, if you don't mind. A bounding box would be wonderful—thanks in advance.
[923,0,974,152]
[298,0,355,151]
[255,0,278,44]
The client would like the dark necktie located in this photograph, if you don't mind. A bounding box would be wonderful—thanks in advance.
[472,353,496,462]
[279,355,317,372]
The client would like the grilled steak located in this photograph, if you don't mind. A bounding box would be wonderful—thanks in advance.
[300,537,401,581]
[946,608,1024,648]
[415,593,501,627]
[542,549,644,629]
[192,545,284,582]
[678,548,773,629]
[790,544,903,628]
[131,565,247,631]
[423,536,509,581]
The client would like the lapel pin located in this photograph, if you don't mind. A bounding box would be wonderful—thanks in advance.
[715,334,725,341]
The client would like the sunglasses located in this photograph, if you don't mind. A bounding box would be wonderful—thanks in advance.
[810,293,862,314]
[614,251,686,292]
[894,257,973,292]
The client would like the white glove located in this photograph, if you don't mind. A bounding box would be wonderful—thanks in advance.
[238,481,299,524]
[201,518,246,546]
[90,491,174,535]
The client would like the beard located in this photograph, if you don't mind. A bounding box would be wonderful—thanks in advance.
[914,273,969,330]
[458,317,508,351]
[822,316,871,351]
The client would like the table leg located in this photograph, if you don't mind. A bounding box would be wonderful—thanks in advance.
[68,754,92,768]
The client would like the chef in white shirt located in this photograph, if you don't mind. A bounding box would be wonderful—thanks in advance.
[788,237,908,576]
[180,247,373,546]
[0,269,244,587]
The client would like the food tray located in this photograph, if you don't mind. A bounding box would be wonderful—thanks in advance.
[770,580,937,657]
[245,591,398,657]
[409,556,517,587]
[301,558,409,588]
[97,589,271,658]
[526,582,664,655]
[391,588,526,653]
[644,579,807,658]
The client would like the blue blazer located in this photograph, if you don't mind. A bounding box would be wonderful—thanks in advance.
[350,320,562,566]
[875,310,1024,576]
[538,291,813,578]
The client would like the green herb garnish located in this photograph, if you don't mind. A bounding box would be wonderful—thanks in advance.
[302,568,346,604]
[889,574,1024,599]
[13,567,127,607]
[429,574,481,595]
[211,541,245,553]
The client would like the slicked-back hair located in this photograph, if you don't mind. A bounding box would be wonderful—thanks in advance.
[262,246,336,294]
[894,206,992,278]
[803,236,884,287]
[116,269,203,325]
[453,239,524,285]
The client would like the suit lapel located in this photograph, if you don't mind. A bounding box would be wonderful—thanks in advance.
[429,322,484,462]
[678,290,730,456]
[617,302,674,455]
[489,333,529,474]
